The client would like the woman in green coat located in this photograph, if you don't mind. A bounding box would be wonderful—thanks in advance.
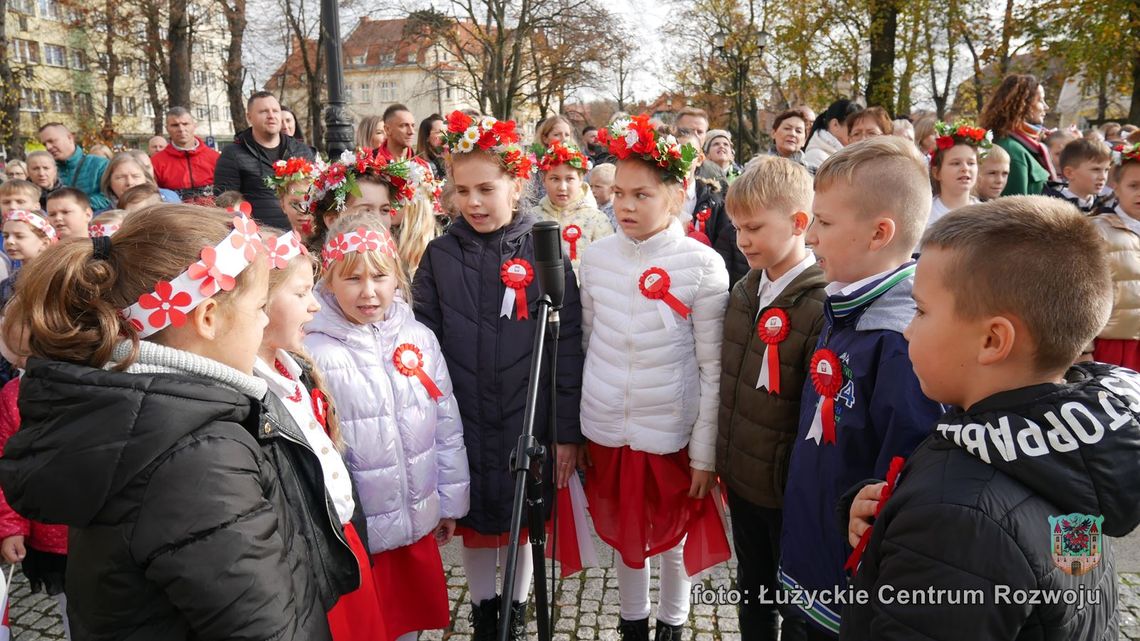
[979,74,1056,196]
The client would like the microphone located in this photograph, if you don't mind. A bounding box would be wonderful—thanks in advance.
[532,221,565,318]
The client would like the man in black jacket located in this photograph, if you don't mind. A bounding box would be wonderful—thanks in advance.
[840,197,1140,640]
[214,91,314,229]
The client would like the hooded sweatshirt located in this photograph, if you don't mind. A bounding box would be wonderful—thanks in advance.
[841,363,1140,640]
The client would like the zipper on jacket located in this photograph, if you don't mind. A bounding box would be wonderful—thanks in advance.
[623,243,641,430]
[374,323,412,543]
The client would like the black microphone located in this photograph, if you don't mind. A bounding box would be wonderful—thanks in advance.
[532,220,565,315]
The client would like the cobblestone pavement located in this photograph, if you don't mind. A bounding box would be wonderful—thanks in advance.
[10,533,1140,640]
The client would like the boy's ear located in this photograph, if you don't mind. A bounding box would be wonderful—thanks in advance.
[1061,165,1075,181]
[791,210,811,235]
[867,216,897,252]
[977,315,1017,366]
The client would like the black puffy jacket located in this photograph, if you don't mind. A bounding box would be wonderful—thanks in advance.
[213,128,315,230]
[690,179,749,287]
[412,212,585,534]
[841,363,1140,640]
[0,359,331,641]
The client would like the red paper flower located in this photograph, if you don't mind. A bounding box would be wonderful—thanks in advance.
[230,215,262,261]
[491,119,519,144]
[936,135,955,151]
[358,228,381,251]
[447,110,473,134]
[264,236,293,270]
[138,280,193,330]
[187,246,237,296]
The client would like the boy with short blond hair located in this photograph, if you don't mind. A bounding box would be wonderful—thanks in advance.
[779,136,943,638]
[1043,138,1113,213]
[44,187,94,240]
[975,144,1011,201]
[0,180,41,215]
[841,196,1138,640]
[587,163,616,229]
[718,155,824,640]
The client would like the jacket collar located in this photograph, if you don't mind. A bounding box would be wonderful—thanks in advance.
[61,147,84,169]
[448,211,536,246]
[736,261,826,311]
[615,218,684,256]
[307,284,412,351]
[827,262,915,320]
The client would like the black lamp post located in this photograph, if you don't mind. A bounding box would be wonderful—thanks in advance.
[712,26,769,158]
[321,0,353,158]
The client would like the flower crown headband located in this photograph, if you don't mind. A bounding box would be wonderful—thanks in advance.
[442,111,533,179]
[265,229,309,270]
[305,151,429,215]
[89,222,120,238]
[537,140,592,173]
[4,210,57,243]
[387,157,444,210]
[597,113,696,183]
[933,120,993,161]
[320,226,399,270]
[1112,142,1140,166]
[121,214,263,338]
[265,157,317,192]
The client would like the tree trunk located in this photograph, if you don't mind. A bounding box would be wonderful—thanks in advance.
[101,0,118,139]
[0,0,22,156]
[1097,69,1108,121]
[142,0,166,132]
[168,0,192,108]
[223,0,247,129]
[866,0,899,109]
[1130,1,1140,124]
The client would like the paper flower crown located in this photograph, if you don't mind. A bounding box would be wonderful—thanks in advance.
[933,120,993,158]
[320,225,399,270]
[597,114,696,183]
[4,210,57,242]
[305,150,434,215]
[264,228,309,270]
[89,222,120,238]
[122,214,264,338]
[1112,142,1140,166]
[537,141,591,173]
[441,111,533,179]
[264,157,317,192]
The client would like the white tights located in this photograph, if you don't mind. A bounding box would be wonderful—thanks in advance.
[462,543,534,604]
[56,593,72,641]
[616,540,691,626]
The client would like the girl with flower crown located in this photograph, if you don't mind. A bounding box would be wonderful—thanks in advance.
[579,114,731,641]
[305,213,469,641]
[267,156,319,238]
[928,121,992,229]
[412,110,586,641]
[388,157,443,274]
[534,140,612,279]
[0,209,57,307]
[305,149,398,254]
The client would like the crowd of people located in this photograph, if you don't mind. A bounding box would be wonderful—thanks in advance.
[0,70,1136,641]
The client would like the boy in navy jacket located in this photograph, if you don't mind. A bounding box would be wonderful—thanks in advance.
[778,137,943,638]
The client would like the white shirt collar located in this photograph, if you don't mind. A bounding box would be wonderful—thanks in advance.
[825,266,897,297]
[1061,187,1094,208]
[757,253,816,309]
[253,350,304,402]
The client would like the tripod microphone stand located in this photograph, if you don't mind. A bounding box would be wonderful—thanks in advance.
[498,221,566,641]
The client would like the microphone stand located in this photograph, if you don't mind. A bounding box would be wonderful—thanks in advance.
[498,295,559,641]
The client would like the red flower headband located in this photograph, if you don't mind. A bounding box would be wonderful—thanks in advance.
[537,140,591,173]
[320,226,399,270]
[1113,142,1140,166]
[442,111,533,179]
[122,215,264,338]
[265,156,317,192]
[264,229,309,270]
[597,114,696,182]
[4,210,57,243]
[89,222,120,238]
[933,120,993,155]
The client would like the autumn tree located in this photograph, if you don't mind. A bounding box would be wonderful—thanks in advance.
[0,0,26,155]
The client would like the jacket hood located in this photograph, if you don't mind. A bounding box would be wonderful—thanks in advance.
[0,358,255,527]
[306,285,413,350]
[932,362,1140,536]
[538,183,597,217]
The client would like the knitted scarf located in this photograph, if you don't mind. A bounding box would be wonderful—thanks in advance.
[1009,122,1059,181]
[112,340,268,399]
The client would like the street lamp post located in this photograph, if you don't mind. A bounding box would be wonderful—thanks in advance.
[713,27,769,158]
[321,0,353,157]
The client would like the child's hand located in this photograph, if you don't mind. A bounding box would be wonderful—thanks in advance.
[688,468,716,499]
[554,444,581,489]
[1,535,25,564]
[848,482,886,548]
[435,518,456,547]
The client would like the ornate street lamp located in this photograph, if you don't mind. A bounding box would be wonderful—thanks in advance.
[712,29,727,60]
[321,0,353,157]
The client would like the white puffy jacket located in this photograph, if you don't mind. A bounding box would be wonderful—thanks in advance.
[304,289,470,553]
[578,219,729,470]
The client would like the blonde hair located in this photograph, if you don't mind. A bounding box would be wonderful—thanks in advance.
[588,163,615,184]
[355,115,384,150]
[4,160,27,178]
[921,196,1111,371]
[537,115,576,146]
[91,209,127,226]
[321,213,412,306]
[274,178,311,199]
[0,179,41,203]
[726,155,813,218]
[980,144,1010,166]
[395,196,439,274]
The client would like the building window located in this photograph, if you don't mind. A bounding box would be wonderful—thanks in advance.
[380,52,395,66]
[142,101,154,117]
[11,0,34,14]
[49,90,72,113]
[211,105,219,121]
[196,105,208,119]
[10,39,40,64]
[37,0,58,19]
[193,70,209,85]
[127,96,137,115]
[114,96,124,115]
[445,85,452,99]
[70,49,86,70]
[378,81,396,102]
[360,82,370,102]
[43,44,66,67]
[346,85,354,103]
[20,87,43,112]
[76,93,93,115]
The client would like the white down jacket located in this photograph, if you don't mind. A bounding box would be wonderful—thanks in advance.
[578,219,729,471]
[304,289,470,553]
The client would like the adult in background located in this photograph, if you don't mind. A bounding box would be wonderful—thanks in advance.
[674,107,710,147]
[214,91,314,229]
[152,107,221,204]
[914,115,938,155]
[281,107,301,141]
[979,74,1055,196]
[38,123,110,211]
[582,125,611,165]
[416,114,447,179]
[768,108,810,166]
[355,115,385,151]
[103,152,181,207]
[701,130,741,183]
[845,106,893,144]
[25,151,59,210]
[148,136,168,156]
[377,104,416,162]
[3,160,26,182]
[803,99,861,171]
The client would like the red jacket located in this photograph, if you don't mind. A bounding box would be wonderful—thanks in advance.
[151,138,221,194]
[0,378,67,554]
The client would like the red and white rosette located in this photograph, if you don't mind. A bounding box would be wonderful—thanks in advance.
[687,208,712,246]
[562,224,583,260]
[500,258,534,320]
[311,388,330,431]
[755,308,790,394]
[807,348,843,445]
[639,267,690,329]
[394,343,443,402]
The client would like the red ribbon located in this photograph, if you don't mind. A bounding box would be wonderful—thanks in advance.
[500,258,534,320]
[639,267,691,319]
[311,388,330,433]
[562,224,582,260]
[844,456,906,574]
[757,308,790,395]
[810,348,843,444]
[393,343,444,401]
[694,208,711,234]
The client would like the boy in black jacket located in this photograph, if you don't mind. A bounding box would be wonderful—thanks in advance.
[841,196,1140,640]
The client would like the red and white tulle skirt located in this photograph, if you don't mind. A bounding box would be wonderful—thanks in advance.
[585,442,731,576]
[370,534,450,641]
[1094,338,1140,371]
[327,522,387,641]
